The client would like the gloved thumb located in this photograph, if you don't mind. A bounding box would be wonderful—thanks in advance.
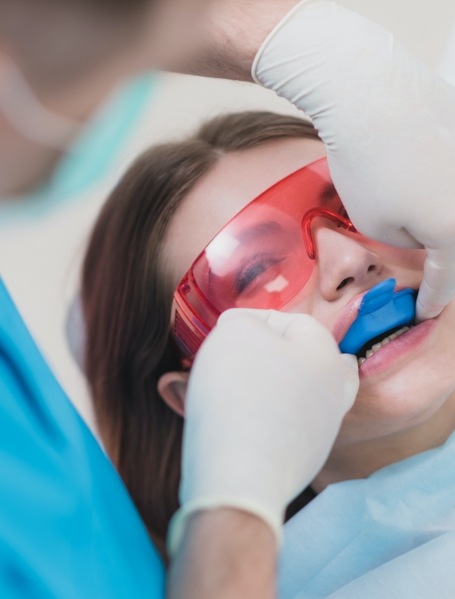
[416,247,455,321]
[340,353,359,412]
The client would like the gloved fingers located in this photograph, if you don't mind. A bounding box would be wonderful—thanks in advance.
[416,247,455,322]
[217,307,271,326]
[218,308,359,412]
[344,213,424,251]
[219,308,331,344]
[263,309,325,342]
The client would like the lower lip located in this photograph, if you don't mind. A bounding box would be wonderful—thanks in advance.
[358,318,438,378]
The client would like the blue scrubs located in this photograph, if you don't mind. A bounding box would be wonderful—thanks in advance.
[0,279,165,597]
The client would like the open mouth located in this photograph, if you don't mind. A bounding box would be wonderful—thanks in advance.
[356,324,414,365]
[338,278,417,365]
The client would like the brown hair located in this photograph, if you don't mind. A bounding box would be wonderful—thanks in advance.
[81,111,320,560]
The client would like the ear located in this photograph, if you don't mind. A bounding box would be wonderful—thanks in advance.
[157,371,189,418]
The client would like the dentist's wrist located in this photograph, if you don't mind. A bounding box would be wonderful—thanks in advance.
[167,497,283,558]
[176,0,303,80]
[167,508,277,599]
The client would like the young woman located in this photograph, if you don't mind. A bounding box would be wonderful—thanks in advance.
[80,109,455,567]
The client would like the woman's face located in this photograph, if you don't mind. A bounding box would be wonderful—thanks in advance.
[163,137,455,447]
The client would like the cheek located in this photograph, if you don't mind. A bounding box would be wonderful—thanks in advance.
[282,275,319,315]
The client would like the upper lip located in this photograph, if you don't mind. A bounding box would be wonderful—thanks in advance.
[332,282,415,345]
[332,291,367,345]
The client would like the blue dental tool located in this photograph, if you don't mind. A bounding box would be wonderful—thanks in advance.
[339,278,416,355]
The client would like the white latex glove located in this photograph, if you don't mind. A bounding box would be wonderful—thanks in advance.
[253,0,455,321]
[167,309,359,554]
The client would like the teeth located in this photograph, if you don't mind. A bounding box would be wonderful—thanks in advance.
[357,325,413,366]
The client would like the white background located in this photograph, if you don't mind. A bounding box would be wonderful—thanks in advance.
[1,0,455,433]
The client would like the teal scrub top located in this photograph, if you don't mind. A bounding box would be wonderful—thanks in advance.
[0,279,165,597]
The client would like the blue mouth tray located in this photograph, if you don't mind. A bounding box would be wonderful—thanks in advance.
[339,278,416,355]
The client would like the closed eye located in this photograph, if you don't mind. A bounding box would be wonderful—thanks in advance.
[235,255,285,295]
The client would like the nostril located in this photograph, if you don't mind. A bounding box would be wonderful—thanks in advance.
[368,265,377,273]
[336,277,354,291]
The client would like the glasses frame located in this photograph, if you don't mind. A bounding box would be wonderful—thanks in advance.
[172,157,356,366]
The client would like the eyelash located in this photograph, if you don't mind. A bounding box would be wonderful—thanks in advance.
[235,255,285,295]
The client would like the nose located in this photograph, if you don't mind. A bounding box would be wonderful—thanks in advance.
[314,225,382,301]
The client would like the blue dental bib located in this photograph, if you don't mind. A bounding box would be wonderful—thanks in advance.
[339,278,416,355]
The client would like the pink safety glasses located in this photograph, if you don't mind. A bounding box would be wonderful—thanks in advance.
[172,157,359,365]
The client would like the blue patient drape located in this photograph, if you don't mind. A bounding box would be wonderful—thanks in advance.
[280,418,455,598]
[0,279,165,597]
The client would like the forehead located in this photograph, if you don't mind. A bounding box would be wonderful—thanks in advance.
[163,136,325,285]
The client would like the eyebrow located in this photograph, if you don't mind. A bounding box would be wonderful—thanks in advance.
[237,220,283,243]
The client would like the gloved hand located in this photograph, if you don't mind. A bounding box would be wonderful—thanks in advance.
[253,0,455,321]
[167,309,359,555]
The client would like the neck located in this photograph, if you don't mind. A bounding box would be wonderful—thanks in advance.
[312,390,455,493]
